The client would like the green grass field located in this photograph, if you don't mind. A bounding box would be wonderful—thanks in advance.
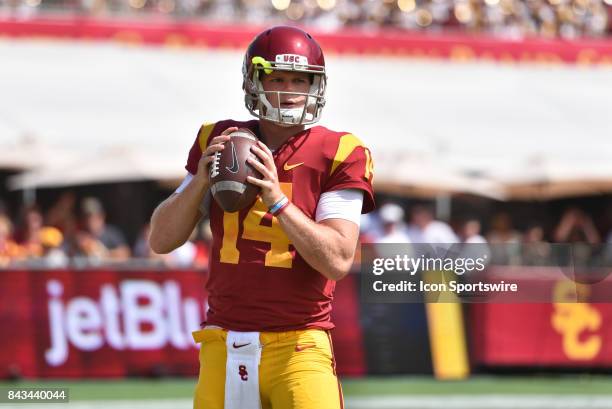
[1,376,611,401]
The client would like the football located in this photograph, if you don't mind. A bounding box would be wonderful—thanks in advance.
[209,128,262,213]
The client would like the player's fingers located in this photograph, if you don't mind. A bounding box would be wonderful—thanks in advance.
[256,141,277,170]
[208,136,230,147]
[203,143,225,156]
[200,151,218,168]
[247,156,272,179]
[197,156,214,178]
[249,146,268,164]
[250,145,274,168]
[220,127,239,136]
[257,140,273,156]
[246,176,266,187]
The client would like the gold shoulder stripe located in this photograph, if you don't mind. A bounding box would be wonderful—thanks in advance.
[330,133,365,175]
[198,122,216,151]
[364,148,373,180]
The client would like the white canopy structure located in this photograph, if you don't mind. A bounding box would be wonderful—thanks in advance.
[491,156,612,200]
[374,151,504,200]
[0,136,79,171]
[2,39,611,198]
[7,146,184,190]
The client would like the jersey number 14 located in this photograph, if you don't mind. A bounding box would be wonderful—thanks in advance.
[219,182,293,268]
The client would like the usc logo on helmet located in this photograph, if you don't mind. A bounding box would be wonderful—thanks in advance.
[275,54,308,65]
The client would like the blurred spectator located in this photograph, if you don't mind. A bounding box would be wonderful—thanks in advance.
[521,222,551,265]
[59,216,81,258]
[133,223,165,266]
[359,211,386,242]
[14,205,45,258]
[37,227,69,268]
[605,230,612,266]
[76,197,130,261]
[554,207,601,244]
[369,203,413,263]
[373,203,411,243]
[459,218,487,244]
[458,217,491,262]
[1,0,607,39]
[134,223,155,259]
[554,207,601,267]
[406,204,458,243]
[487,212,521,265]
[46,191,78,233]
[487,212,521,243]
[0,215,24,267]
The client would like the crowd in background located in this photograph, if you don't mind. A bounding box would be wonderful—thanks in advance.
[0,0,610,39]
[363,202,612,267]
[0,193,211,269]
[0,192,611,269]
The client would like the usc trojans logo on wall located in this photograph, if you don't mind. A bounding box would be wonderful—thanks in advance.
[551,281,602,361]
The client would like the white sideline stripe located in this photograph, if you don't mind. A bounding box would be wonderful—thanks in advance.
[346,395,612,409]
[5,396,612,409]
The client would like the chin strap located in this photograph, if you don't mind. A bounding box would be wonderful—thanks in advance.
[278,107,308,125]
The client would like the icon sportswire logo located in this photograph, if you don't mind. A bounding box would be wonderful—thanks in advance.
[226,142,240,174]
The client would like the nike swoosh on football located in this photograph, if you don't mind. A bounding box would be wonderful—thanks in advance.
[226,142,239,173]
[283,162,304,171]
[294,344,316,352]
[233,342,251,349]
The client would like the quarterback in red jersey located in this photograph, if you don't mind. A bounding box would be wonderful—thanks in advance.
[149,26,374,409]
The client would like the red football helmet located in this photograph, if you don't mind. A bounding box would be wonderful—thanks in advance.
[242,26,327,126]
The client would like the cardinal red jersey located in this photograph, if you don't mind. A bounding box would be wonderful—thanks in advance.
[185,119,375,331]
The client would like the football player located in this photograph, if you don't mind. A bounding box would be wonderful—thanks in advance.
[149,26,375,409]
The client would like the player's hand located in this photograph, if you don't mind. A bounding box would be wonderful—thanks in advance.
[247,141,284,207]
[196,127,237,189]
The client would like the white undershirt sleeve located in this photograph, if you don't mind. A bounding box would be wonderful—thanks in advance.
[315,189,364,227]
[174,173,210,217]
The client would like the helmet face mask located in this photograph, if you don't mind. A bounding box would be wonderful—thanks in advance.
[242,26,327,127]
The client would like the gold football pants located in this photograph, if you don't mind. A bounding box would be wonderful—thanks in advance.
[192,328,344,409]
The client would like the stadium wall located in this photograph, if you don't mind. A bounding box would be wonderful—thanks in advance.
[1,17,611,64]
[2,268,611,379]
[0,269,375,378]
